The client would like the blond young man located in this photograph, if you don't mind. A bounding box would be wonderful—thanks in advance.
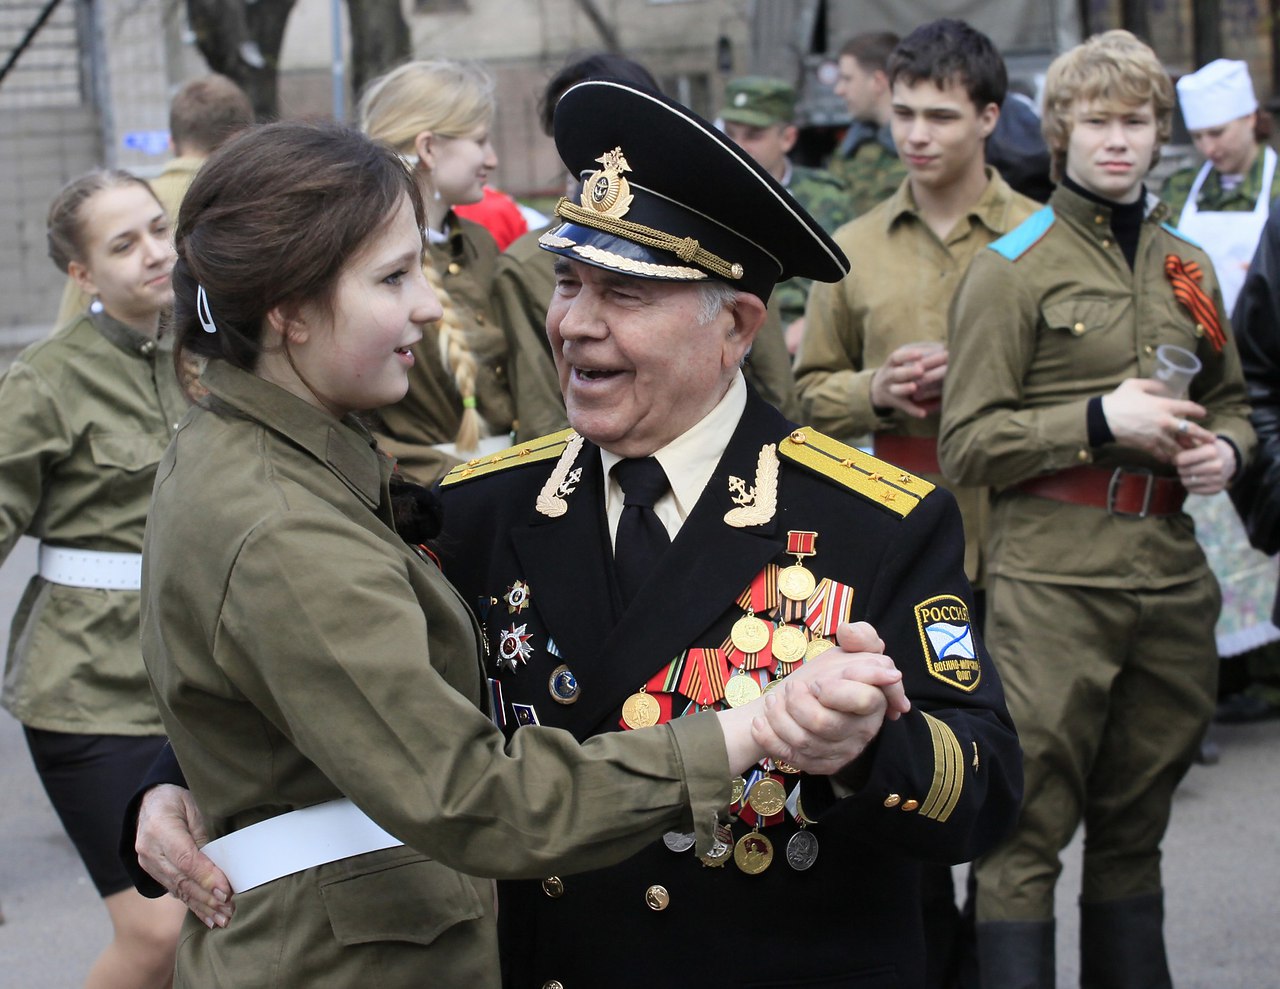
[941,31,1253,988]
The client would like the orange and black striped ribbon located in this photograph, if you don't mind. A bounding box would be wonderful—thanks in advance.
[1164,254,1225,352]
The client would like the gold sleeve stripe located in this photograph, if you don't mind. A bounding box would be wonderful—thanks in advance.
[919,713,964,822]
[440,428,576,487]
[777,428,934,518]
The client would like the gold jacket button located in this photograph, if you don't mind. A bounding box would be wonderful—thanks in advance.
[902,799,920,812]
[447,261,461,275]
[140,340,157,355]
[1072,322,1086,335]
[1094,214,1106,225]
[1144,344,1155,356]
[645,884,670,911]
[1076,448,1090,462]
[1101,237,1113,249]
[542,982,565,989]
[1195,323,1206,337]
[541,876,564,898]
[884,793,902,808]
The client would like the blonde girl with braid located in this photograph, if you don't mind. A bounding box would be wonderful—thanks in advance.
[358,59,515,482]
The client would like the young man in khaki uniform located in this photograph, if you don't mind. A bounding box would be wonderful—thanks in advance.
[797,19,1038,590]
[940,31,1254,988]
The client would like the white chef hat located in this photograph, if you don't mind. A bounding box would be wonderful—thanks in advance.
[1177,59,1258,130]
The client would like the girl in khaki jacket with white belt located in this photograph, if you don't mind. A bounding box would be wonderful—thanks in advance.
[143,120,900,988]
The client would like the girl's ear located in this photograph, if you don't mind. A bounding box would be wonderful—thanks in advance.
[68,259,98,300]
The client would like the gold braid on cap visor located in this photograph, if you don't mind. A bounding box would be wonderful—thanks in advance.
[553,197,746,282]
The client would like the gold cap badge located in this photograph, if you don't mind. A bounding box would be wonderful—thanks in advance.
[581,147,634,219]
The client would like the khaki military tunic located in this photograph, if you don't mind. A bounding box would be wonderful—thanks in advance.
[1,311,187,734]
[796,170,1038,583]
[373,215,515,485]
[940,187,1254,587]
[142,360,731,987]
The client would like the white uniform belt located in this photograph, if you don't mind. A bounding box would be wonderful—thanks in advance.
[432,433,514,459]
[203,798,404,893]
[38,545,142,590]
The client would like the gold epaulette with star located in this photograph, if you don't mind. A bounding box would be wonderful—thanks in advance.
[440,429,576,487]
[777,428,934,518]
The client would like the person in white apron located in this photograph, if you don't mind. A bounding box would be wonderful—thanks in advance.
[1171,58,1280,724]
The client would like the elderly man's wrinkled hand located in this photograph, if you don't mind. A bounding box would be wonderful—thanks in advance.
[750,621,909,774]
[136,783,234,929]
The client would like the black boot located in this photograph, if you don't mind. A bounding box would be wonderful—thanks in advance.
[1079,892,1172,989]
[976,919,1055,989]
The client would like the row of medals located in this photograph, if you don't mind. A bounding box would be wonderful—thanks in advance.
[622,560,823,876]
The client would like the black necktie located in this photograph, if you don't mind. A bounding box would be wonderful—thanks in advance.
[613,457,671,605]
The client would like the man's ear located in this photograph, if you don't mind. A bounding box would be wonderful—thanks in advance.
[779,124,799,154]
[68,259,97,299]
[978,101,1000,140]
[724,291,767,367]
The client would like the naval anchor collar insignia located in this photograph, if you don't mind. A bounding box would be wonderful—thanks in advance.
[724,443,779,527]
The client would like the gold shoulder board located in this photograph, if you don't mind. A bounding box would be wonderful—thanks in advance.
[777,428,934,519]
[440,428,576,487]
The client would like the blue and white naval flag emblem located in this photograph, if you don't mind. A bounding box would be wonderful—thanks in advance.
[913,594,981,692]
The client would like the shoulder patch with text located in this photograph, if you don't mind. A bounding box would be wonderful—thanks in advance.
[914,594,981,692]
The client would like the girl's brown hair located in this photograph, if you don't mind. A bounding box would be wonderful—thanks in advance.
[172,120,424,374]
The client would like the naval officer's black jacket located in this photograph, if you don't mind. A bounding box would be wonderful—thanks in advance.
[437,387,1022,989]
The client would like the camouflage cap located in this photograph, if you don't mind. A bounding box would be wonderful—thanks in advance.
[719,76,797,127]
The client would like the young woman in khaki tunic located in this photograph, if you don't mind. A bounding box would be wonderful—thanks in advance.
[1,172,187,986]
[357,59,516,484]
[145,120,899,988]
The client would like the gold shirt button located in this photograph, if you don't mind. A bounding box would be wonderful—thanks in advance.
[1072,322,1086,335]
[884,793,902,808]
[447,261,461,275]
[645,884,670,911]
[541,876,564,898]
[902,799,920,812]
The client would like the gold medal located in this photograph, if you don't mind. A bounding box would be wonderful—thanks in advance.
[775,759,800,775]
[733,831,774,875]
[621,690,660,729]
[771,624,808,664]
[730,614,770,654]
[724,671,762,708]
[778,564,816,602]
[762,677,783,694]
[748,777,787,817]
[805,637,835,661]
[729,775,746,805]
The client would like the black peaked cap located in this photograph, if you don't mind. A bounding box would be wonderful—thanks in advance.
[539,79,849,301]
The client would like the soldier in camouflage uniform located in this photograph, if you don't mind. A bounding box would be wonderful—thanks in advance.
[829,32,908,216]
[719,76,853,353]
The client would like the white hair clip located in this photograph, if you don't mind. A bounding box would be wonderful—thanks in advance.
[196,284,218,334]
[399,153,420,169]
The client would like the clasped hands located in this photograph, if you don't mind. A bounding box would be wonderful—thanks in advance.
[1101,379,1235,494]
[135,621,908,930]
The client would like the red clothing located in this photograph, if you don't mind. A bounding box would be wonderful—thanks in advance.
[454,186,529,251]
